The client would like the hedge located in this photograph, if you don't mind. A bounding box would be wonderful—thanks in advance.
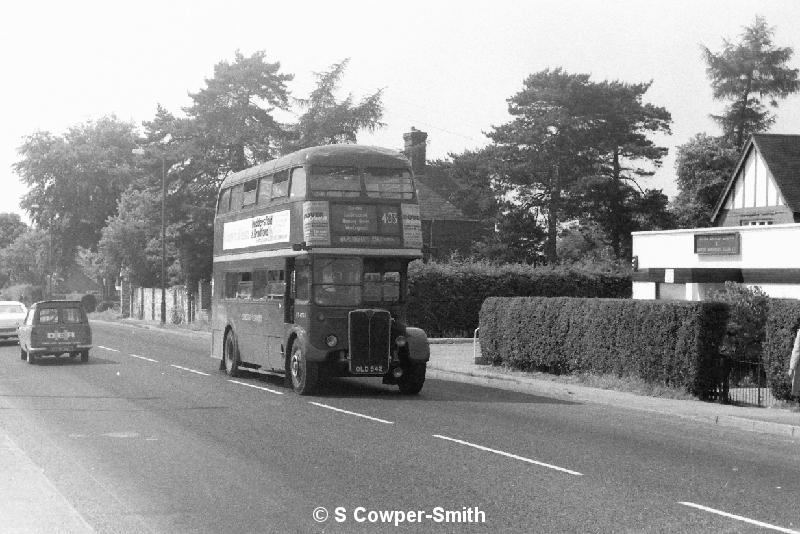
[763,299,800,401]
[479,297,728,395]
[406,261,630,336]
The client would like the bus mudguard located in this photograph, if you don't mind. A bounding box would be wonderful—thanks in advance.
[288,327,329,362]
[404,327,430,362]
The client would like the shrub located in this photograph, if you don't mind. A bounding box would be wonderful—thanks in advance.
[708,282,769,362]
[763,299,800,401]
[480,297,728,395]
[407,260,630,336]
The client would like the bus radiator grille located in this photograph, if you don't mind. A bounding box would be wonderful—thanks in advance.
[348,309,391,374]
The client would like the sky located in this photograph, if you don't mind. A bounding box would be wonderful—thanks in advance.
[2,0,800,224]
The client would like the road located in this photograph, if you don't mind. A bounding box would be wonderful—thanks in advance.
[0,321,798,533]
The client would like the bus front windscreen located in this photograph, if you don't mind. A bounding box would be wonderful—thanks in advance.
[313,258,362,306]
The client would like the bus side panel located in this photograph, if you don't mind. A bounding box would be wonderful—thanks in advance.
[229,301,269,369]
[210,301,228,360]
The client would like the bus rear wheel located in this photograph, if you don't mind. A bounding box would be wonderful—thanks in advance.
[223,331,241,377]
[288,343,318,395]
[398,362,426,395]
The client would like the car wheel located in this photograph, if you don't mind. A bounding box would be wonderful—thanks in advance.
[288,342,318,395]
[398,362,426,395]
[223,331,241,377]
[80,350,89,362]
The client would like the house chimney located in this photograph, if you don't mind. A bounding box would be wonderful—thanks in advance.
[403,127,427,176]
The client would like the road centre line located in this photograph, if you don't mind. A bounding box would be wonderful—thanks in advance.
[678,502,800,534]
[170,364,210,376]
[129,354,159,363]
[97,346,120,352]
[432,434,583,476]
[309,402,394,424]
[228,380,285,395]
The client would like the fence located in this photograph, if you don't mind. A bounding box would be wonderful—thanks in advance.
[122,280,211,324]
[707,356,774,407]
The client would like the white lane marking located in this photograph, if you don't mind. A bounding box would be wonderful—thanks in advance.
[170,364,210,376]
[433,434,583,476]
[97,346,120,352]
[129,354,159,363]
[309,402,394,425]
[678,502,800,534]
[228,380,285,395]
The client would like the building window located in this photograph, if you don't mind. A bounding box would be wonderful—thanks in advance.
[740,219,773,226]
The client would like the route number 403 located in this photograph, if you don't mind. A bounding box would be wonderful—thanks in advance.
[381,212,398,224]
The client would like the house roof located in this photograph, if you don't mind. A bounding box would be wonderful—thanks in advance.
[415,174,473,221]
[711,134,800,222]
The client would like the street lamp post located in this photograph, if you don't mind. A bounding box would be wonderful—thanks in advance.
[160,156,166,325]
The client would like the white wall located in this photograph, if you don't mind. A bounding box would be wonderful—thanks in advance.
[632,223,800,300]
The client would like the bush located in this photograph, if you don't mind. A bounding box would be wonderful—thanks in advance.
[708,282,769,362]
[81,293,97,313]
[763,299,800,401]
[479,297,728,395]
[407,260,630,336]
[96,300,119,313]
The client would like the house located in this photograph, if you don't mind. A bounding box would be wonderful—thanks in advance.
[632,134,800,300]
[402,128,485,259]
[711,134,800,226]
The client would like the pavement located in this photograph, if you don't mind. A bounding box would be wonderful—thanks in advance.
[1,319,799,533]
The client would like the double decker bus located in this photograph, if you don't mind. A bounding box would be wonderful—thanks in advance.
[211,144,430,395]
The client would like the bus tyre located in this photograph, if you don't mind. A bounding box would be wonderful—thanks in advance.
[223,331,241,377]
[398,362,426,395]
[289,343,318,395]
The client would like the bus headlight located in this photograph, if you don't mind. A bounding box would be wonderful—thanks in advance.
[395,335,407,347]
[324,334,338,347]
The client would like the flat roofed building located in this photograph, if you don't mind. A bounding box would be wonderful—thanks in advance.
[633,134,800,300]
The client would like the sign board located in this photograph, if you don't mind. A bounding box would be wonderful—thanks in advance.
[401,203,423,248]
[223,210,290,250]
[302,201,331,246]
[694,233,740,255]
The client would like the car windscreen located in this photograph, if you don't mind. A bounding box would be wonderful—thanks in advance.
[38,308,59,324]
[0,305,24,314]
[62,308,84,323]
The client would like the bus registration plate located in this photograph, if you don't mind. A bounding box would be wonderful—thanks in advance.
[353,365,385,374]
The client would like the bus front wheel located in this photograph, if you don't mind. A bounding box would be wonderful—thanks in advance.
[288,343,318,395]
[223,331,241,377]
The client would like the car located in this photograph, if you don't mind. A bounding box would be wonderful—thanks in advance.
[18,300,92,364]
[0,301,27,342]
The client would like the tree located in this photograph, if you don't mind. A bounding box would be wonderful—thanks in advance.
[702,16,800,148]
[14,116,140,267]
[0,229,49,285]
[284,59,384,152]
[670,134,739,228]
[488,69,600,264]
[487,69,671,263]
[0,213,27,249]
[185,50,293,174]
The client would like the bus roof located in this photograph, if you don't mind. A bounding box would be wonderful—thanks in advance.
[220,144,412,189]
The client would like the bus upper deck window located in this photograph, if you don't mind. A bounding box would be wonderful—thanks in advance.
[289,167,307,199]
[242,179,258,206]
[309,166,361,198]
[258,177,273,205]
[217,188,231,214]
[272,170,289,198]
[364,168,414,199]
[230,184,243,211]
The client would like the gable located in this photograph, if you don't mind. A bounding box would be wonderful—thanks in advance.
[711,134,800,224]
[722,146,785,210]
